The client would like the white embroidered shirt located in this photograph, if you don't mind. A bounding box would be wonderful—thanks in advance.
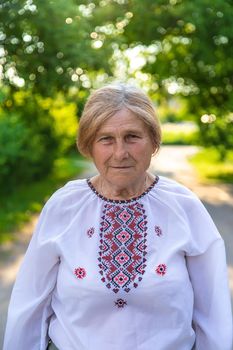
[3,176,233,350]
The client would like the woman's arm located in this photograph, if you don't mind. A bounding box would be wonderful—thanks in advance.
[186,205,233,350]
[3,204,60,350]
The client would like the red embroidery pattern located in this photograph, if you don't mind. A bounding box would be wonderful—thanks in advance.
[156,264,167,276]
[98,202,147,293]
[74,267,86,279]
[87,227,95,238]
[115,298,127,308]
[155,226,162,237]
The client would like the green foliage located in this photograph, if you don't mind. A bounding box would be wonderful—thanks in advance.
[198,114,233,160]
[1,0,233,166]
[89,0,233,157]
[0,0,113,95]
[0,110,56,191]
[189,148,233,183]
[162,129,198,146]
[157,97,192,123]
[37,93,78,153]
[0,89,80,193]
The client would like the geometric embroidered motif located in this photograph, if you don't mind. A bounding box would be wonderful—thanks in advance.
[115,298,127,308]
[98,201,148,293]
[87,227,95,238]
[155,226,162,237]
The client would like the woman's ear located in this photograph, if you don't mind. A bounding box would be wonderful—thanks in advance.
[151,144,158,157]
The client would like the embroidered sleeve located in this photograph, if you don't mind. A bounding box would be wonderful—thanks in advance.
[185,197,232,349]
[3,204,60,350]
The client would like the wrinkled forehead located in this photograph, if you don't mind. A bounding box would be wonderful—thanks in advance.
[95,108,149,134]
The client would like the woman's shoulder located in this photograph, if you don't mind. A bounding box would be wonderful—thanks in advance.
[154,175,205,213]
[156,175,197,199]
[155,176,221,247]
[45,178,89,209]
[32,179,91,242]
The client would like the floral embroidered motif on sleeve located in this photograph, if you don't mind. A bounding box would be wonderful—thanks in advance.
[156,264,167,276]
[74,267,87,279]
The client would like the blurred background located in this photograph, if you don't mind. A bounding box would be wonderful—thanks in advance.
[0,0,233,346]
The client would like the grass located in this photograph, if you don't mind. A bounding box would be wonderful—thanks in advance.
[189,148,233,184]
[161,123,199,145]
[0,154,91,244]
[162,130,199,145]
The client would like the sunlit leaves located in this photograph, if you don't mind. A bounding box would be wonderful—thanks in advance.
[0,0,113,94]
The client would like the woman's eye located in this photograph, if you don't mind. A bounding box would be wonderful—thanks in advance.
[99,136,113,143]
[127,134,139,140]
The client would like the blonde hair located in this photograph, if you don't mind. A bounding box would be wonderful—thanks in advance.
[77,83,161,158]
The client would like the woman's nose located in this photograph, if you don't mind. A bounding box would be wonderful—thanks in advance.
[113,141,129,160]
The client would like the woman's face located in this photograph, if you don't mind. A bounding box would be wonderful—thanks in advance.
[91,108,155,189]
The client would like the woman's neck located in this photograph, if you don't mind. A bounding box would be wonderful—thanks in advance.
[91,173,155,200]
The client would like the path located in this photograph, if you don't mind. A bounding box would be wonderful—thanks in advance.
[0,145,233,348]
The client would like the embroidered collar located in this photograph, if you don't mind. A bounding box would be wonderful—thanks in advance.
[87,175,159,204]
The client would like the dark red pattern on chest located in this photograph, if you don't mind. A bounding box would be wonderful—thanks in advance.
[98,202,147,293]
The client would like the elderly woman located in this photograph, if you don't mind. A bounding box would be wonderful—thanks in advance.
[3,84,232,350]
